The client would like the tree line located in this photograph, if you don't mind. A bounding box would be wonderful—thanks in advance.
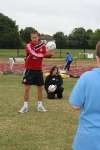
[0,13,100,49]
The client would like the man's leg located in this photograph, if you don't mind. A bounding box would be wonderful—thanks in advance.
[37,86,47,112]
[67,61,72,71]
[19,85,31,113]
[37,85,43,100]
[64,63,67,70]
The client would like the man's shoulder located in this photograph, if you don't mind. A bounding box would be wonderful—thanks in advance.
[80,70,94,80]
[26,42,32,47]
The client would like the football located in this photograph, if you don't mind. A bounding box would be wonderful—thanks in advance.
[48,84,56,92]
[46,41,56,50]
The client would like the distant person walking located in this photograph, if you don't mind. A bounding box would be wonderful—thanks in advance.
[64,52,73,71]
[69,41,100,150]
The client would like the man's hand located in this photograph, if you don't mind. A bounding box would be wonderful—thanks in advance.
[44,52,54,58]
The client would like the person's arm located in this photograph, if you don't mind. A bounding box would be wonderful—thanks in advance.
[42,45,54,58]
[70,54,73,61]
[26,43,44,58]
[57,75,63,86]
[44,52,54,58]
[59,75,63,85]
[71,105,80,110]
[44,48,54,58]
[65,55,68,62]
[69,75,86,110]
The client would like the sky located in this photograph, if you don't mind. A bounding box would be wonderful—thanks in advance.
[0,0,100,35]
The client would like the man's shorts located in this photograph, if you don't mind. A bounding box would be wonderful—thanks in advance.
[22,69,44,86]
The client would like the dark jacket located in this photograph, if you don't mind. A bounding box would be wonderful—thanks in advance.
[45,74,63,92]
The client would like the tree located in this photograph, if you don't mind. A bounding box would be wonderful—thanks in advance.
[0,13,22,48]
[90,29,100,49]
[20,27,38,43]
[68,27,88,49]
[86,29,94,49]
[53,32,66,49]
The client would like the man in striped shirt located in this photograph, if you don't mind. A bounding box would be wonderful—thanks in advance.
[19,32,53,113]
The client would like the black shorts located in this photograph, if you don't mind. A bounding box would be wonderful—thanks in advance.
[22,69,44,86]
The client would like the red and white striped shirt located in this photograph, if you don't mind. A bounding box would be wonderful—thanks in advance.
[25,41,48,70]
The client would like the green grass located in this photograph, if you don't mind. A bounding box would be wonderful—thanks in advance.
[0,49,24,58]
[0,49,95,59]
[0,74,79,150]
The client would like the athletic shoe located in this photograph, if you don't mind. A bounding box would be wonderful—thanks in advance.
[19,106,29,113]
[37,105,48,112]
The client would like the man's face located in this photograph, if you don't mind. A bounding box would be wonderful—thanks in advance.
[31,33,39,44]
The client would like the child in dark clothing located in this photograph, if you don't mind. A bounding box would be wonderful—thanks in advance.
[45,66,64,99]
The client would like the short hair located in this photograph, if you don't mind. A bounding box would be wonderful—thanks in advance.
[31,32,40,37]
[96,41,100,57]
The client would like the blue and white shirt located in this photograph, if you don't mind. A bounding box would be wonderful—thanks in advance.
[66,53,73,62]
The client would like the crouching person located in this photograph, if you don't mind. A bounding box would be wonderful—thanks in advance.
[45,66,64,99]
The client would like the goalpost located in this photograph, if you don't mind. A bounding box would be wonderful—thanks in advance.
[78,52,94,59]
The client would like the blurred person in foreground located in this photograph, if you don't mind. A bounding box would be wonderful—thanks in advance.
[69,41,100,150]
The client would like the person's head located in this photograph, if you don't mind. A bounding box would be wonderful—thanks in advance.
[96,41,100,66]
[50,66,59,75]
[31,32,40,44]
[67,52,69,55]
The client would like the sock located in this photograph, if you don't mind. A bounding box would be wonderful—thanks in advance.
[37,101,43,107]
[23,101,28,108]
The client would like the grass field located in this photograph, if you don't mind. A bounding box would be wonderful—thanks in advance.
[0,74,79,150]
[0,49,95,59]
